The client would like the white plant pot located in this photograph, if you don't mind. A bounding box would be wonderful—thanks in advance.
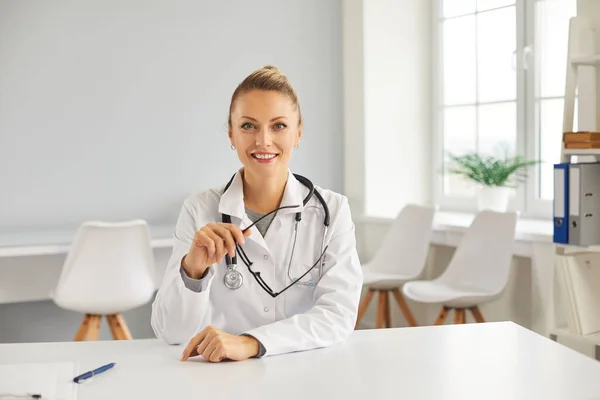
[477,186,510,212]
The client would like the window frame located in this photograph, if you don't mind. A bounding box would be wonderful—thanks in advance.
[432,0,569,220]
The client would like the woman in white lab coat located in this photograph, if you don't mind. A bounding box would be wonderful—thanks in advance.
[151,66,363,362]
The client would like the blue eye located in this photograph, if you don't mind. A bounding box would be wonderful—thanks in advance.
[241,122,255,130]
[274,123,287,131]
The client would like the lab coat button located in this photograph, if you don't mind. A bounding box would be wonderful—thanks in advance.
[263,255,269,260]
[264,307,269,312]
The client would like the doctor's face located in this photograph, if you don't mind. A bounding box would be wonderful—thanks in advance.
[229,90,302,180]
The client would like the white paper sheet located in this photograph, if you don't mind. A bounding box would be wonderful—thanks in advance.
[0,362,78,400]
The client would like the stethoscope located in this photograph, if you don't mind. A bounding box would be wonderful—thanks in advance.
[221,173,330,298]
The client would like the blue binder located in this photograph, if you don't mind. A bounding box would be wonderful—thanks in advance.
[553,163,569,244]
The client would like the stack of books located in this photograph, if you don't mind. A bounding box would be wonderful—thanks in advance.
[563,131,600,149]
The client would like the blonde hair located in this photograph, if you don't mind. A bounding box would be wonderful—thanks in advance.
[228,65,302,127]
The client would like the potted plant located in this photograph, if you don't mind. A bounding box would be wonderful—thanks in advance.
[445,145,541,212]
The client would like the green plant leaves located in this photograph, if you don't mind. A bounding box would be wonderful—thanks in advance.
[445,150,541,188]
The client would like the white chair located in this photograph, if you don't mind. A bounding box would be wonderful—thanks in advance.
[355,204,435,329]
[402,210,518,325]
[52,220,156,341]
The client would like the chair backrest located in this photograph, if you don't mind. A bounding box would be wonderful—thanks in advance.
[53,220,156,308]
[436,210,518,295]
[368,204,435,277]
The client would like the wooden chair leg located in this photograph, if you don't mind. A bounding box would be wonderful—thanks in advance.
[74,314,92,341]
[355,289,375,329]
[376,291,386,329]
[470,306,485,323]
[107,315,123,340]
[85,315,102,340]
[454,308,466,324]
[391,289,418,327]
[107,314,133,340]
[384,291,392,328]
[434,306,450,325]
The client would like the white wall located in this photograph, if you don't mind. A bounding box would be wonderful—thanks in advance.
[342,0,432,222]
[363,0,433,218]
[342,0,366,255]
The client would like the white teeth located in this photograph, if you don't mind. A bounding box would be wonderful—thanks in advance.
[254,154,276,160]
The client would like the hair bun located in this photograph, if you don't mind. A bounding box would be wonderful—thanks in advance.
[262,65,280,72]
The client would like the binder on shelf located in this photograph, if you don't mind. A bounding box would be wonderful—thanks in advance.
[553,163,569,244]
[568,163,600,246]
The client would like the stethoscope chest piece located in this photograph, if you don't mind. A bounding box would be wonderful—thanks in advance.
[224,265,243,290]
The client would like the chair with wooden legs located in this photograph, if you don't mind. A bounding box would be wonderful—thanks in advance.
[402,210,518,325]
[433,305,486,325]
[74,314,133,341]
[52,220,156,341]
[355,204,435,329]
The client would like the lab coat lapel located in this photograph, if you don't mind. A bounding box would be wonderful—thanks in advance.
[263,171,307,241]
[217,169,269,251]
[216,169,307,252]
[217,170,246,221]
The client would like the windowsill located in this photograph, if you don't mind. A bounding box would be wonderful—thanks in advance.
[360,211,554,258]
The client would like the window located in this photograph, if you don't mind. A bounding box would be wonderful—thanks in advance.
[435,0,577,217]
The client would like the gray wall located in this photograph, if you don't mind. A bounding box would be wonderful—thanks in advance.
[0,0,343,242]
[0,0,343,343]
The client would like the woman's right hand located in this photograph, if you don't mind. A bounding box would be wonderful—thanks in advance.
[182,223,252,279]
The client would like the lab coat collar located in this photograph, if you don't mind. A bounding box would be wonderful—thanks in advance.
[218,169,246,221]
[217,169,307,224]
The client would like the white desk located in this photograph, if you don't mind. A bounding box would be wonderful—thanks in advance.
[1,322,599,400]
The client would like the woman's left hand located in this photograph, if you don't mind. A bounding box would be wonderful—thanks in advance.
[180,326,260,363]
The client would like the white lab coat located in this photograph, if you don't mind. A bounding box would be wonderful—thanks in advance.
[151,169,363,357]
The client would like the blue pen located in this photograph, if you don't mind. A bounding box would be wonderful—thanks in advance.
[73,362,116,383]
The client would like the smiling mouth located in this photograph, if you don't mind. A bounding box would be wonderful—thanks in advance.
[251,153,279,160]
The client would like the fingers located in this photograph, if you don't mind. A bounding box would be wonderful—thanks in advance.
[217,223,248,246]
[210,224,238,258]
[219,223,248,244]
[207,347,223,363]
[180,327,226,363]
[193,230,215,259]
[229,223,249,242]
[202,336,225,363]
[194,223,249,265]
[200,228,225,263]
[181,328,209,361]
[195,328,216,358]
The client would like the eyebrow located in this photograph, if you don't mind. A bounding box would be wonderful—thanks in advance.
[241,116,288,122]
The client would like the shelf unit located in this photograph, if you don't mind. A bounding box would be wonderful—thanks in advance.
[549,327,600,361]
[570,54,600,66]
[559,15,599,162]
[563,148,600,156]
[553,17,600,356]
[551,327,600,346]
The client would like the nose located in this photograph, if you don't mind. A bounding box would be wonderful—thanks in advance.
[255,126,273,147]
